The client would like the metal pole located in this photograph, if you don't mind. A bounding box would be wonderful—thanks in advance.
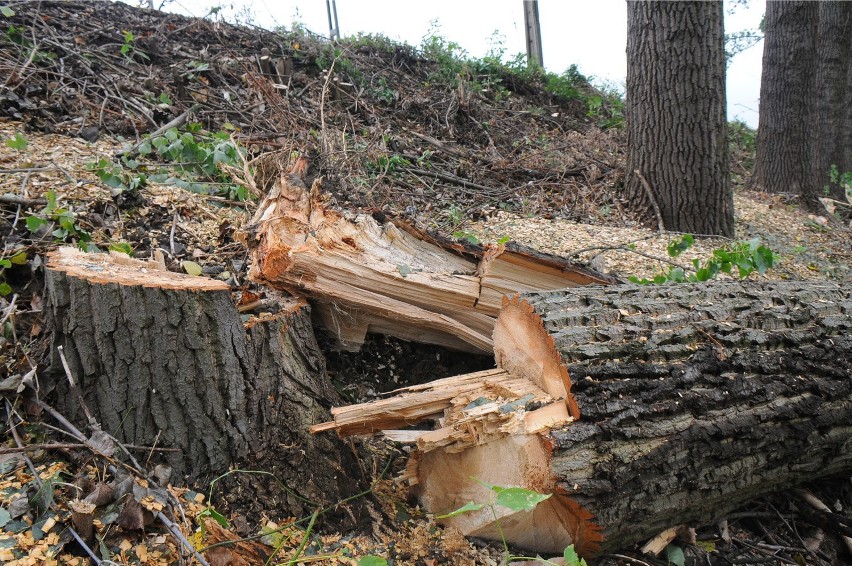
[523,0,543,67]
[326,0,340,41]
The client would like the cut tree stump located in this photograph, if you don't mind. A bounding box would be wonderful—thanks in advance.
[243,158,616,353]
[45,248,363,516]
[315,281,852,556]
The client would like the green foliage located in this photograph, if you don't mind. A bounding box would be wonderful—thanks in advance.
[630,235,776,284]
[418,26,624,129]
[728,120,756,152]
[88,157,148,194]
[665,544,686,566]
[1,5,15,17]
[564,545,588,566]
[438,479,580,565]
[357,557,387,566]
[825,164,852,199]
[26,191,93,249]
[452,231,480,245]
[95,125,250,201]
[120,29,149,62]
[5,132,27,151]
[0,251,27,296]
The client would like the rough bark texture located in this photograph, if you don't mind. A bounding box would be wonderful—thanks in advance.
[624,1,733,237]
[809,1,852,202]
[526,281,852,553]
[44,249,362,515]
[752,1,818,196]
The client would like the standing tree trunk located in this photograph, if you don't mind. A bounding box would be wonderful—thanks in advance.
[624,1,733,237]
[45,248,364,518]
[808,1,852,203]
[752,1,818,197]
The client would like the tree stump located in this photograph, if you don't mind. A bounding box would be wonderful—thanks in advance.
[316,281,852,556]
[45,248,362,515]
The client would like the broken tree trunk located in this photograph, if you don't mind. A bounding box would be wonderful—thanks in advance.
[316,281,852,556]
[45,248,363,516]
[244,159,615,353]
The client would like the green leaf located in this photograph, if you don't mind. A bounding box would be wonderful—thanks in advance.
[0,259,9,268]
[9,251,27,265]
[1,6,15,17]
[31,477,54,517]
[492,486,551,512]
[0,283,11,296]
[181,261,203,276]
[665,544,685,566]
[159,92,172,105]
[667,234,694,257]
[563,544,586,566]
[25,216,46,232]
[197,506,228,527]
[5,132,27,151]
[497,235,510,245]
[358,557,387,566]
[435,501,483,518]
[108,242,133,255]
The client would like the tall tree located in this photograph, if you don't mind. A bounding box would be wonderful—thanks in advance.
[624,1,733,237]
[808,1,852,203]
[751,2,819,197]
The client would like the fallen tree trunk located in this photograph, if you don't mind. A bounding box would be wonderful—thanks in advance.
[45,248,363,516]
[316,281,852,556]
[244,159,616,353]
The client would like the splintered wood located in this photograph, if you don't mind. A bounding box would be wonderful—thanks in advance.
[244,158,614,353]
[311,367,573,453]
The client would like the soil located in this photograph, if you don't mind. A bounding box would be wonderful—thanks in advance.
[1,1,851,565]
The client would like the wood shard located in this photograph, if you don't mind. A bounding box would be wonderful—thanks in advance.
[245,167,614,352]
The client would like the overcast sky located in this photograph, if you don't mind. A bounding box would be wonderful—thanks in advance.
[161,0,765,127]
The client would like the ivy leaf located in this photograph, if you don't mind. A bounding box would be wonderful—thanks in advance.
[492,486,551,512]
[665,544,685,566]
[563,544,586,566]
[181,261,203,276]
[197,506,228,527]
[108,243,133,256]
[26,216,46,232]
[436,501,483,518]
[9,251,27,265]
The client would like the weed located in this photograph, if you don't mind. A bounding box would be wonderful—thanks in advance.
[825,164,852,200]
[119,30,149,62]
[140,125,249,201]
[26,191,94,250]
[439,479,586,565]
[629,234,776,284]
[5,132,27,151]
[0,250,27,296]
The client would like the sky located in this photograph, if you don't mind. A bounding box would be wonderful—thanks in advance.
[161,0,765,127]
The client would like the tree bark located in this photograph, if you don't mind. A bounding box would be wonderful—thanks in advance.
[45,248,363,516]
[520,281,852,554]
[808,1,852,203]
[317,280,852,556]
[624,1,733,237]
[752,1,818,196]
